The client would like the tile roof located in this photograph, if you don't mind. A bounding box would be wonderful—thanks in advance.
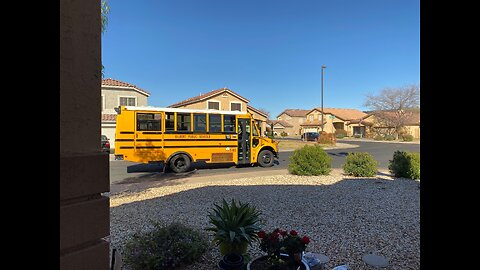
[102,78,150,96]
[366,111,420,125]
[169,88,250,108]
[102,114,117,121]
[277,109,310,118]
[348,119,374,126]
[310,108,367,121]
[267,120,293,127]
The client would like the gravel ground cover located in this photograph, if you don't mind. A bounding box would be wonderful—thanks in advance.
[108,169,420,269]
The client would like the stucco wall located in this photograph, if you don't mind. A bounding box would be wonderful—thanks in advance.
[101,87,148,114]
[60,1,109,269]
[403,125,420,139]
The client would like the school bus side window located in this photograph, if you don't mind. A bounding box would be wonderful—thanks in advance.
[177,113,191,131]
[194,114,206,132]
[224,115,236,133]
[165,112,175,131]
[137,113,162,131]
[209,114,222,133]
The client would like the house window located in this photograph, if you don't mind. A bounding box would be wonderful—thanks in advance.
[119,96,136,106]
[230,102,242,111]
[177,113,191,131]
[165,112,175,131]
[193,114,206,132]
[224,115,236,133]
[208,101,220,110]
[137,113,161,131]
[209,114,222,133]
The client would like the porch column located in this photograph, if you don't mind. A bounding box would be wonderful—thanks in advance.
[60,1,110,270]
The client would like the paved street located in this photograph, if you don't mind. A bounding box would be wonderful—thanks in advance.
[110,140,419,185]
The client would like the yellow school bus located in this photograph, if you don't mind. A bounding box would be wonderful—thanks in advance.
[114,106,279,173]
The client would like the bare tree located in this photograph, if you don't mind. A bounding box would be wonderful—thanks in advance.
[364,85,420,138]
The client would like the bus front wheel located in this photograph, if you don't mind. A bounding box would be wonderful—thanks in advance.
[258,150,274,167]
[169,154,191,173]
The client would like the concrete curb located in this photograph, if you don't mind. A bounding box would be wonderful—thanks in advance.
[279,142,360,152]
[338,138,420,144]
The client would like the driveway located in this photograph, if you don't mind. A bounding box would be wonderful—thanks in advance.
[109,141,419,186]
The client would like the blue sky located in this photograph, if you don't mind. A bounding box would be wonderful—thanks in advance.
[102,0,419,118]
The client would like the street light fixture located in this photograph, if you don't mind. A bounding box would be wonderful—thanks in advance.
[321,65,327,132]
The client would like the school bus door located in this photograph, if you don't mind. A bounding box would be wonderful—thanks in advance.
[237,118,251,164]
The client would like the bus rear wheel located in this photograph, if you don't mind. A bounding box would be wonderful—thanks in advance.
[258,150,274,167]
[169,154,191,173]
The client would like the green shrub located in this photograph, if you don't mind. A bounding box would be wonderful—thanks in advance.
[374,134,384,141]
[354,134,362,138]
[123,222,208,270]
[407,152,420,179]
[288,145,331,175]
[343,152,378,177]
[281,131,288,137]
[388,151,420,180]
[335,133,346,139]
[402,134,414,141]
[384,134,395,141]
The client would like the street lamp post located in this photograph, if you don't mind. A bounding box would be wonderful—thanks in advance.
[321,65,327,132]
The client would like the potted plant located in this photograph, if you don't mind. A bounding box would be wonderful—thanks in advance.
[207,199,262,269]
[248,228,311,270]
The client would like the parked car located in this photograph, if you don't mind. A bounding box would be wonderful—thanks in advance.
[301,132,320,142]
[101,135,110,153]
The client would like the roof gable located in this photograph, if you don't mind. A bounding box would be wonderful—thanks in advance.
[267,120,293,127]
[169,88,250,108]
[277,109,310,118]
[101,78,150,96]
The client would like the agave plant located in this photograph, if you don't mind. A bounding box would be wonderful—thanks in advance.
[206,199,262,255]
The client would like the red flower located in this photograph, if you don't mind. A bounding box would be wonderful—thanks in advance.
[258,231,266,239]
[280,230,287,237]
[269,234,278,242]
[301,236,310,244]
[290,230,298,236]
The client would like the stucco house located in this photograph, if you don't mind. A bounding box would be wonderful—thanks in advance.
[101,78,150,148]
[300,108,368,136]
[168,87,268,135]
[275,109,310,135]
[362,110,420,139]
[266,120,294,136]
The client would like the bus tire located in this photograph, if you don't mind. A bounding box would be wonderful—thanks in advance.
[169,154,191,173]
[258,150,274,167]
